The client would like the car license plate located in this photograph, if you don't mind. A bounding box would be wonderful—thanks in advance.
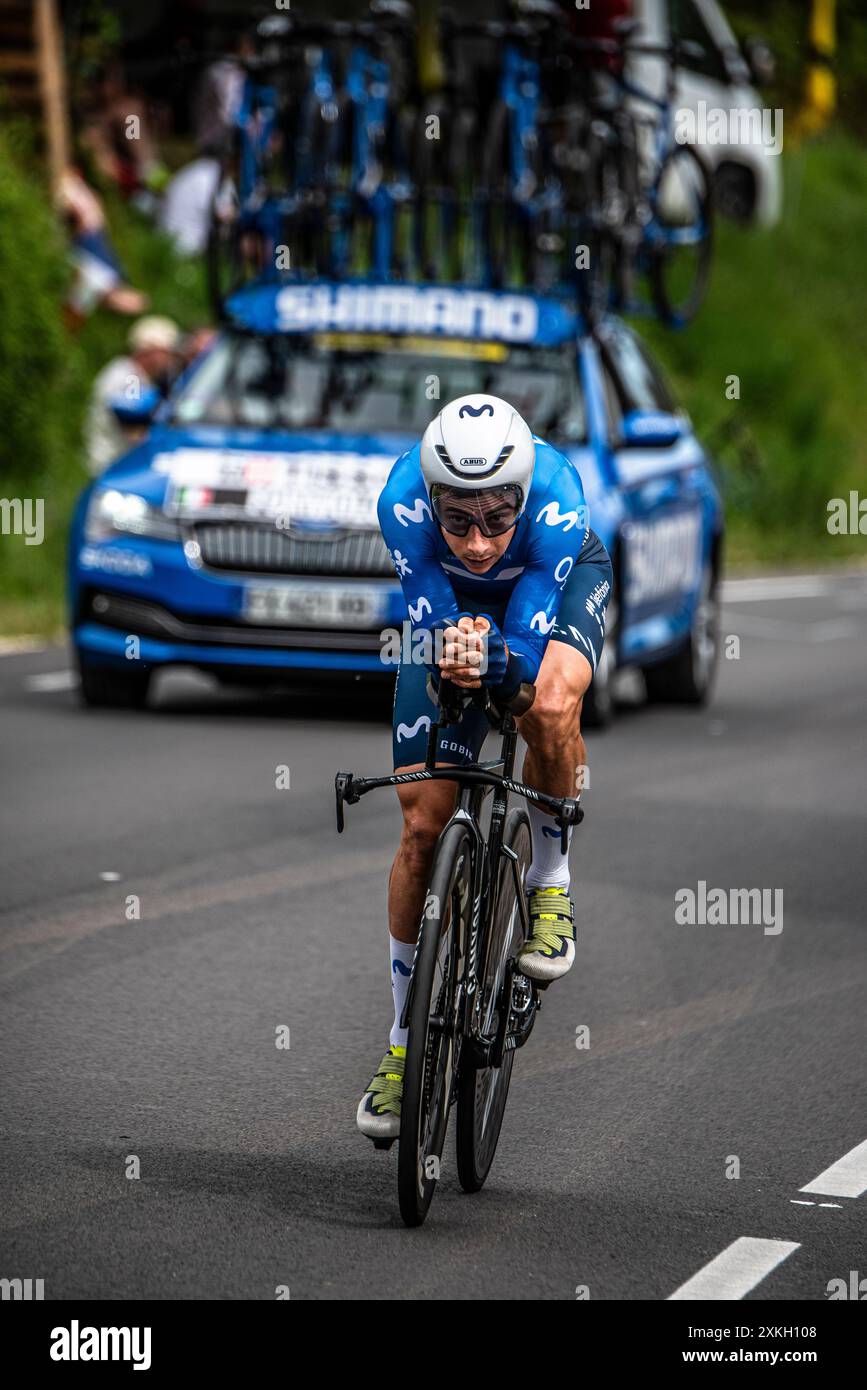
[243,582,386,629]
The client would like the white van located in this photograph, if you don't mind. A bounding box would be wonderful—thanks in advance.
[629,0,782,225]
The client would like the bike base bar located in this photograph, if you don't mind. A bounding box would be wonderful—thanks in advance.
[335,766,583,845]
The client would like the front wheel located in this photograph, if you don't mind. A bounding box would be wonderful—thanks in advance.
[78,660,151,710]
[398,823,472,1227]
[455,808,532,1193]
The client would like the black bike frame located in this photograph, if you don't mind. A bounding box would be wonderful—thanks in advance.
[335,680,583,1063]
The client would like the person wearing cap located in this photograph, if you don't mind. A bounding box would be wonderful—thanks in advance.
[84,316,182,476]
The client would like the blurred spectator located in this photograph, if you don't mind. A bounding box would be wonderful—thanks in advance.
[192,30,255,154]
[181,326,218,368]
[80,60,169,210]
[58,168,149,328]
[158,146,222,255]
[85,316,182,476]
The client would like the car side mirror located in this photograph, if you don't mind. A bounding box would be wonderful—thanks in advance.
[110,386,161,427]
[619,410,688,449]
[743,36,776,86]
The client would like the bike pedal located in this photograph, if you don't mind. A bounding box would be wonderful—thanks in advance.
[372,1137,396,1151]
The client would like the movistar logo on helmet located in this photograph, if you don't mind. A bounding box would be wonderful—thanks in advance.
[420,392,536,507]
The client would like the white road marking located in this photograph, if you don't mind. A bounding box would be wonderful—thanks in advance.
[800,1138,867,1198]
[24,669,77,692]
[725,614,859,642]
[668,1237,800,1301]
[721,576,831,602]
[99,872,122,883]
[819,1203,843,1209]
[0,638,47,656]
[813,618,862,642]
[790,1200,814,1206]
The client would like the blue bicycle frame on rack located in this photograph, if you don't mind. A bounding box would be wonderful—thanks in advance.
[502,44,542,204]
[618,65,711,267]
[341,43,411,278]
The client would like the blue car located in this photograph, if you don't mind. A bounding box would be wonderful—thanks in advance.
[69,280,723,722]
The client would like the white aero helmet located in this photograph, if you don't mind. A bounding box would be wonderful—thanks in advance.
[420,394,535,504]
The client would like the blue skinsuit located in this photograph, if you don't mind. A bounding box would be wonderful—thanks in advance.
[378,436,613,767]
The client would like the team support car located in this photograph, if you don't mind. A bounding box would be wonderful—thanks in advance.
[69,279,724,723]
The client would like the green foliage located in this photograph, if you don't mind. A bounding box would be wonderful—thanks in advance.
[0,130,85,633]
[724,0,867,138]
[0,132,209,635]
[636,132,867,567]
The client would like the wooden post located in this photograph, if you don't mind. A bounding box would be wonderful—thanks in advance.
[34,0,70,188]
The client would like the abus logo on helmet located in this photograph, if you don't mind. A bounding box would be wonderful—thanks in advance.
[459,457,487,467]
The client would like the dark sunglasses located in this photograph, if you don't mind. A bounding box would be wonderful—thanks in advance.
[431,484,524,538]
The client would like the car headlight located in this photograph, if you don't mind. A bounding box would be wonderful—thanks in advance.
[85,489,181,542]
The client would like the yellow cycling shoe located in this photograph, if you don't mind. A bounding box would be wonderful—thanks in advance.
[518,887,575,982]
[356,1044,405,1143]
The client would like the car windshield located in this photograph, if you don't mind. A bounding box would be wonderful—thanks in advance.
[170,334,587,443]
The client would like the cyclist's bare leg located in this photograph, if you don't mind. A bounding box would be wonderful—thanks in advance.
[512,641,594,974]
[388,769,459,944]
[517,641,593,801]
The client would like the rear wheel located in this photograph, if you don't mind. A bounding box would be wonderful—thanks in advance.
[455,809,531,1193]
[398,823,472,1227]
[714,161,755,224]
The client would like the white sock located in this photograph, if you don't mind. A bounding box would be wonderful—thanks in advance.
[525,799,573,892]
[389,934,415,1049]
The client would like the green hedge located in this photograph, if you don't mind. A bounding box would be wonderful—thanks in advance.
[0,130,88,633]
[0,129,209,635]
[638,132,867,568]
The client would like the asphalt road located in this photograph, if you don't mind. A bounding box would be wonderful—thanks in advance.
[1,572,865,1301]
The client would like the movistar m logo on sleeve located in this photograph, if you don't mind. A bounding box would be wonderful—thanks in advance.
[535,501,589,531]
[531,610,557,635]
[393,498,432,527]
[408,596,432,623]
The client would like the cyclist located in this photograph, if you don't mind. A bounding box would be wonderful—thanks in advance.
[358,394,612,1141]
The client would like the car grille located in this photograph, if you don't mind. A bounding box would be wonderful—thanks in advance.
[191,523,395,577]
[84,590,385,651]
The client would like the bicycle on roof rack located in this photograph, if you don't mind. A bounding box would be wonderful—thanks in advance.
[205,2,714,333]
[206,1,416,313]
[335,677,583,1227]
[560,26,716,328]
